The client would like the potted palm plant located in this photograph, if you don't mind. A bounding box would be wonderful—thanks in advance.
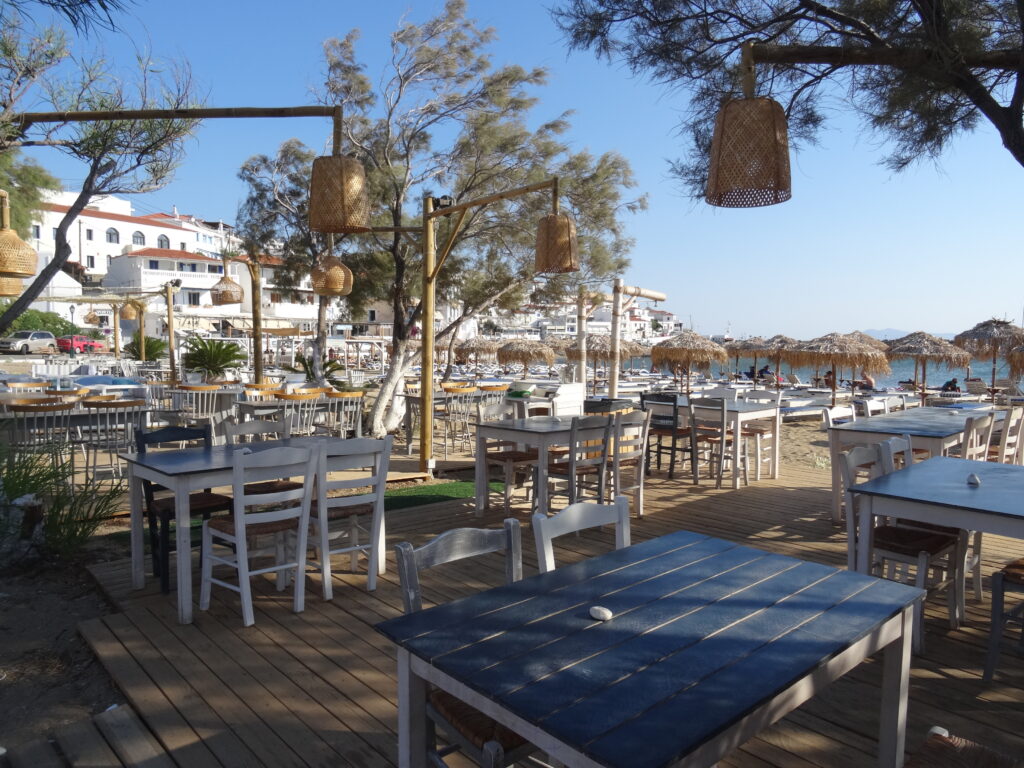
[182,336,248,383]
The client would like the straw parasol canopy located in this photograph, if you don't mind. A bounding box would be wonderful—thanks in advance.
[543,337,572,355]
[564,335,644,362]
[797,332,891,405]
[846,330,889,352]
[652,330,728,395]
[886,331,970,403]
[456,337,499,357]
[954,319,1024,401]
[761,334,803,388]
[723,336,768,383]
[497,339,555,370]
[1006,342,1024,379]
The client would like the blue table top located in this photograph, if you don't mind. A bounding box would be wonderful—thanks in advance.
[377,530,921,768]
[830,406,997,438]
[119,436,334,476]
[852,456,1024,519]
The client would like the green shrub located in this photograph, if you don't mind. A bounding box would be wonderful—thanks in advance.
[124,331,168,360]
[43,476,124,559]
[182,336,248,381]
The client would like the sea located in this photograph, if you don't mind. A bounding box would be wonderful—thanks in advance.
[622,355,1018,390]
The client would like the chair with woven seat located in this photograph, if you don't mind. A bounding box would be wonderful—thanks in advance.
[167,387,223,435]
[640,392,701,482]
[224,418,305,497]
[5,402,74,465]
[739,389,780,481]
[839,440,962,651]
[477,401,538,513]
[275,390,320,436]
[135,424,234,595]
[308,435,391,598]
[394,519,538,768]
[545,415,612,510]
[983,557,1024,681]
[437,388,477,459]
[904,726,1021,767]
[610,409,650,517]
[532,495,631,573]
[318,391,364,438]
[199,444,316,626]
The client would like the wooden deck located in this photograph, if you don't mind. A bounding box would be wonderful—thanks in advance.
[76,460,1024,767]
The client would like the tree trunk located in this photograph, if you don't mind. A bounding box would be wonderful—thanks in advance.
[0,166,100,335]
[368,339,412,437]
[311,295,329,385]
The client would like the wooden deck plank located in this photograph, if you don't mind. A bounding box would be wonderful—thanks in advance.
[5,739,64,768]
[82,456,1024,767]
[94,706,176,768]
[53,719,123,768]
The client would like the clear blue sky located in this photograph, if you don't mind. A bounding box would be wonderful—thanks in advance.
[22,0,1024,339]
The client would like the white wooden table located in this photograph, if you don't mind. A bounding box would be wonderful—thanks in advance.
[827,407,999,522]
[378,531,922,768]
[473,415,611,515]
[120,436,376,624]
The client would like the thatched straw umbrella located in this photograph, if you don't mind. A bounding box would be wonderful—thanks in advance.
[761,334,803,389]
[456,337,498,371]
[797,332,891,406]
[847,330,889,351]
[954,319,1024,401]
[1006,342,1024,380]
[543,336,572,355]
[652,330,728,395]
[724,336,768,385]
[564,336,648,393]
[497,339,555,374]
[886,331,970,404]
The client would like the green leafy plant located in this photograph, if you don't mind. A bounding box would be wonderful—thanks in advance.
[283,355,349,389]
[83,328,104,340]
[182,335,248,381]
[0,302,79,337]
[124,331,168,360]
[44,476,125,559]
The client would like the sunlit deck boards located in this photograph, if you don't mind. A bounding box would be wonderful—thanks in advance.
[82,461,1024,767]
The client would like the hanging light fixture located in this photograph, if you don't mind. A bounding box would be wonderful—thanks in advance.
[83,307,101,325]
[705,41,791,208]
[211,257,243,305]
[311,235,354,296]
[309,108,371,234]
[0,277,23,296]
[119,302,138,321]
[0,189,38,279]
[534,178,579,274]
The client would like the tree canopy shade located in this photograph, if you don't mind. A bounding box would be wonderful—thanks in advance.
[0,0,131,32]
[553,1,1024,194]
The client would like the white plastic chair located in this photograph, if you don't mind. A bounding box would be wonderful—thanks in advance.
[532,495,631,574]
[308,436,392,598]
[199,444,316,627]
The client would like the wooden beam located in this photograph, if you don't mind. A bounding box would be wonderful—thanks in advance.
[13,105,336,127]
[751,43,1024,71]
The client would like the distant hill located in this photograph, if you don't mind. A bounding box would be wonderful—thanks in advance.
[861,328,955,341]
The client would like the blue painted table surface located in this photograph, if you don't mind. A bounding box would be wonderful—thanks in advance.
[377,530,921,768]
[830,406,998,438]
[852,456,1024,519]
[119,435,333,476]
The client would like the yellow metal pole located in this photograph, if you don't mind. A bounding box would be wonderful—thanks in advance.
[419,196,436,474]
[111,304,121,360]
[166,283,177,383]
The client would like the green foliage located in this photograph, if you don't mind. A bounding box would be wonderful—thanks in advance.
[554,1,1024,188]
[182,335,247,380]
[123,331,167,360]
[0,301,79,336]
[283,355,348,389]
[0,150,61,237]
[43,476,124,559]
[82,328,104,340]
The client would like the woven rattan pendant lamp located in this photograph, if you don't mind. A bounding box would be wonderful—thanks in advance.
[119,301,138,321]
[211,257,243,305]
[309,108,371,234]
[535,178,579,274]
[83,308,100,324]
[0,189,38,279]
[312,236,353,296]
[0,277,23,296]
[706,42,791,208]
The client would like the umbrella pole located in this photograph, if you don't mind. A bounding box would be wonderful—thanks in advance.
[920,359,928,405]
[991,350,998,403]
[752,355,758,389]
[831,358,837,407]
[685,364,691,397]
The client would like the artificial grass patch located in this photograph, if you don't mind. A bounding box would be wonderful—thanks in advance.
[384,480,503,511]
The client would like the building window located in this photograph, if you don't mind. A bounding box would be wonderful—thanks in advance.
[270,292,282,303]
[368,309,377,322]
[187,292,200,306]
[207,264,222,274]
[87,255,95,268]
[179,242,186,250]
[85,228,93,241]
[132,231,145,246]
[157,234,169,249]
[148,260,159,270]
[52,227,58,240]
[105,228,119,244]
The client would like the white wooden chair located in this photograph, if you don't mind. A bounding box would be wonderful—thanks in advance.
[690,397,747,489]
[276,391,320,436]
[820,404,857,431]
[224,418,304,496]
[308,435,391,598]
[959,412,995,460]
[319,392,363,438]
[987,406,1024,464]
[838,440,962,651]
[545,415,613,509]
[394,519,534,768]
[532,495,631,573]
[477,401,538,513]
[739,389,780,480]
[80,399,146,479]
[198,444,316,627]
[610,410,650,517]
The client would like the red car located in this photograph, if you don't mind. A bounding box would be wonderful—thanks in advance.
[58,335,105,353]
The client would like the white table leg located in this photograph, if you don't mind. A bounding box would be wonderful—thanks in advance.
[771,407,781,479]
[829,431,843,523]
[397,648,428,768]
[878,605,913,767]
[129,467,145,589]
[732,413,741,489]
[367,499,385,591]
[857,496,874,574]
[475,430,487,515]
[537,439,550,515]
[174,482,194,624]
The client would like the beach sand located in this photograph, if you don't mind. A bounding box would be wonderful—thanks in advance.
[780,418,832,470]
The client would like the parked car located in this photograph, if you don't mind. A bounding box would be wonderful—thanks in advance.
[0,330,58,355]
[57,335,105,353]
